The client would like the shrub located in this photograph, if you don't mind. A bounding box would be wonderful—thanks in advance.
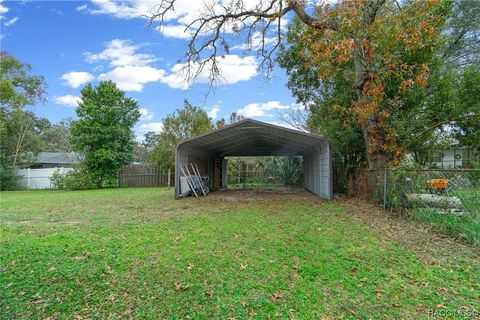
[0,156,20,190]
[64,168,97,190]
[50,169,67,189]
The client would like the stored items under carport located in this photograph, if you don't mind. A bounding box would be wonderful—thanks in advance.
[179,163,209,197]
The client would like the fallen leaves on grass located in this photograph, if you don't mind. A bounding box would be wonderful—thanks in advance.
[73,252,90,260]
[270,291,283,302]
[240,263,248,270]
[30,293,44,305]
[174,282,190,291]
[436,304,445,308]
[288,309,297,320]
[357,277,367,287]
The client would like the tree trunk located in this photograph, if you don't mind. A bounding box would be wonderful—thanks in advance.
[361,122,389,171]
[353,53,390,171]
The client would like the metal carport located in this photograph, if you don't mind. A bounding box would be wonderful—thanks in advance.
[175,119,333,199]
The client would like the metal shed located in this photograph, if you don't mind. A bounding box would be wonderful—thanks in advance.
[175,119,333,199]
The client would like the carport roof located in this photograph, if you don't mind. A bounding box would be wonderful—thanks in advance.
[177,119,327,156]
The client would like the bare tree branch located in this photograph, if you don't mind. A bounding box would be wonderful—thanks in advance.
[279,105,310,132]
[413,113,480,140]
[146,0,338,89]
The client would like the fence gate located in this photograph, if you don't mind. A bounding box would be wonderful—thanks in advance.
[119,165,172,188]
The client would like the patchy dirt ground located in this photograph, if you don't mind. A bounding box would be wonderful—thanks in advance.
[206,185,325,202]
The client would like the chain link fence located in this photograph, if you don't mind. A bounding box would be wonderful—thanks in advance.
[350,169,480,247]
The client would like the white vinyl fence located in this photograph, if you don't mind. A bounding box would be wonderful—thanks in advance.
[16,167,74,189]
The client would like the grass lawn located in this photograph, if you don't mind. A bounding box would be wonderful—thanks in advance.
[1,188,479,319]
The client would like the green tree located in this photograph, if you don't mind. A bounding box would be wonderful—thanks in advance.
[442,0,480,68]
[151,100,212,171]
[70,81,140,188]
[39,119,72,152]
[0,52,46,110]
[449,67,480,152]
[276,1,480,171]
[150,0,451,170]
[0,52,46,189]
[133,132,160,163]
[0,52,47,166]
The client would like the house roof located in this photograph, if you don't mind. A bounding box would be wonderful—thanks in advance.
[35,152,82,164]
[177,119,327,157]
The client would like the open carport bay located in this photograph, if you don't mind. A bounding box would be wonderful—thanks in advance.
[175,119,333,200]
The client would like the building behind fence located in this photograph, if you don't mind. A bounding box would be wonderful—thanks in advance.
[349,168,480,246]
[16,167,74,189]
[15,165,172,189]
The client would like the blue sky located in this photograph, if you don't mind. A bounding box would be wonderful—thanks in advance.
[0,0,300,139]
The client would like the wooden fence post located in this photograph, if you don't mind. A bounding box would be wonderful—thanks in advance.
[167,168,171,188]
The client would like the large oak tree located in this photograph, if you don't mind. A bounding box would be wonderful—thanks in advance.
[148,0,455,170]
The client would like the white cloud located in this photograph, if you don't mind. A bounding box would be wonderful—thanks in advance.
[139,122,164,133]
[82,0,155,19]
[84,39,156,67]
[232,31,278,51]
[98,66,165,92]
[53,95,82,108]
[4,16,17,26]
[78,0,282,41]
[207,105,220,119]
[80,0,204,20]
[0,0,8,16]
[60,71,95,88]
[161,55,257,89]
[237,101,291,118]
[157,24,192,39]
[76,4,87,11]
[139,108,154,120]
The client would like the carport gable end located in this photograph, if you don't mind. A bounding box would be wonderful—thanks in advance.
[175,119,333,200]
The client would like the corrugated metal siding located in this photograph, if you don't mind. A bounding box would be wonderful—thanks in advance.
[302,143,332,200]
[320,142,331,199]
[175,119,333,200]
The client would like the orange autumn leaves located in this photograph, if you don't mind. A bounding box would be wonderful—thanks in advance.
[297,0,448,165]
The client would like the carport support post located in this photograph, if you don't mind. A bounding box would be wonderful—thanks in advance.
[222,158,228,188]
[383,168,388,210]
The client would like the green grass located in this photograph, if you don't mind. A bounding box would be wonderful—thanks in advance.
[411,188,480,246]
[1,188,479,319]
